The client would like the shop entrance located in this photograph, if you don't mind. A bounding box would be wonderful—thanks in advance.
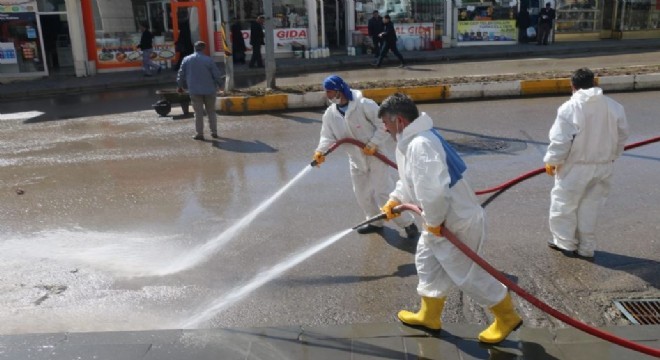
[320,0,346,48]
[172,2,209,54]
[39,14,73,75]
[600,0,620,39]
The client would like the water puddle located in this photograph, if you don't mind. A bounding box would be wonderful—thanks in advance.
[180,228,353,328]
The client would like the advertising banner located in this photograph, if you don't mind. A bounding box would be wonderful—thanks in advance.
[214,27,308,54]
[0,0,37,12]
[95,43,175,69]
[457,20,516,43]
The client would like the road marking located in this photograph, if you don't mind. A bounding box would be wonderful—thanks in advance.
[0,111,44,121]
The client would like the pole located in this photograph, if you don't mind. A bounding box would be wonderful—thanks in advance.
[220,0,234,91]
[320,0,326,48]
[264,0,276,88]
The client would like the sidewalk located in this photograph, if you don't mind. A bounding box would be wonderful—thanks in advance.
[0,323,658,359]
[1,38,660,102]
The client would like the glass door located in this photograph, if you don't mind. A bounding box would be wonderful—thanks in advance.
[172,1,209,54]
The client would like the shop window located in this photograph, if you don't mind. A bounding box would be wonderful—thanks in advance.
[355,0,445,41]
[90,0,177,69]
[555,0,601,32]
[0,12,46,74]
[621,0,659,30]
[36,0,66,12]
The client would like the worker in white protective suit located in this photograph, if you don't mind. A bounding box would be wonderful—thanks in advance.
[312,75,419,237]
[544,67,629,259]
[378,93,522,344]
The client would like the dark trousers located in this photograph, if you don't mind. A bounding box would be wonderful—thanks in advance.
[375,41,404,66]
[537,23,551,45]
[371,36,382,57]
[518,27,528,43]
[249,45,264,67]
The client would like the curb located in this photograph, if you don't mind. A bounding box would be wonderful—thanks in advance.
[216,73,660,114]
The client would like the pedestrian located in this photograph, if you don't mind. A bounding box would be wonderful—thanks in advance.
[544,68,629,259]
[137,22,161,76]
[312,75,419,238]
[378,93,522,344]
[515,6,531,44]
[176,41,225,141]
[249,15,265,68]
[231,18,247,64]
[537,2,556,45]
[374,15,406,68]
[173,20,194,71]
[368,10,383,58]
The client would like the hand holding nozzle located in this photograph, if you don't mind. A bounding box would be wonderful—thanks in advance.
[310,151,326,167]
[362,142,377,156]
[352,202,405,230]
[380,199,401,220]
[545,163,558,176]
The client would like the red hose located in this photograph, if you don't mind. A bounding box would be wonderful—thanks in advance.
[395,204,660,358]
[324,136,660,196]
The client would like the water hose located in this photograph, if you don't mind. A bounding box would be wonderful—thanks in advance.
[345,135,660,357]
[318,136,660,195]
[355,204,660,357]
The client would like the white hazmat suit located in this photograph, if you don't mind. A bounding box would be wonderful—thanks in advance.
[390,113,506,305]
[544,87,629,257]
[316,89,415,229]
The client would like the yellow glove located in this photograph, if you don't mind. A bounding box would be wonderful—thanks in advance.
[313,151,325,167]
[545,163,557,176]
[362,142,377,156]
[425,224,443,237]
[380,199,401,220]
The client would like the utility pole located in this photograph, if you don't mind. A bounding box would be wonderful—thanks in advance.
[220,0,234,91]
[263,0,276,89]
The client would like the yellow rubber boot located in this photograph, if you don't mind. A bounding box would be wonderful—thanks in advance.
[397,296,445,330]
[478,293,523,344]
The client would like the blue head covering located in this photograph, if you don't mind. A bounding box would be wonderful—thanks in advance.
[322,75,353,101]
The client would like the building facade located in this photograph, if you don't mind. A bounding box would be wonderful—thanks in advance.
[1,0,659,80]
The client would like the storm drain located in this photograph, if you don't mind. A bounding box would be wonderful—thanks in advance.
[613,299,660,325]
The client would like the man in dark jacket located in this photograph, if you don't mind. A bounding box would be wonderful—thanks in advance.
[537,2,556,45]
[137,22,161,76]
[515,7,531,43]
[249,15,265,68]
[367,11,383,58]
[374,15,405,68]
[231,18,247,64]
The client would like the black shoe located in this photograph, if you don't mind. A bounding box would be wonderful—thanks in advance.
[356,224,383,234]
[211,133,219,139]
[157,66,162,74]
[572,251,595,261]
[404,223,419,238]
[547,242,561,251]
[193,134,204,140]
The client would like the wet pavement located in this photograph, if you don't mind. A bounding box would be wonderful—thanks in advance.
[0,40,659,359]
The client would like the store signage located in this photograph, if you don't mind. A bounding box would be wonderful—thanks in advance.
[0,42,18,64]
[457,20,516,42]
[355,23,435,38]
[95,43,175,69]
[0,0,37,12]
[214,28,308,54]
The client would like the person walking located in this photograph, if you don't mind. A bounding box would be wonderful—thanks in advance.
[177,41,225,140]
[367,10,384,58]
[537,2,556,45]
[249,15,265,68]
[544,68,629,259]
[312,75,419,238]
[515,7,531,44]
[378,93,522,344]
[374,15,406,68]
[231,18,247,64]
[137,22,161,76]
[173,19,194,71]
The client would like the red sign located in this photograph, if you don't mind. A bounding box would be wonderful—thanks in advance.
[356,23,434,38]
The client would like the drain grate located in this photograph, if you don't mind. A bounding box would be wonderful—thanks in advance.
[614,299,660,325]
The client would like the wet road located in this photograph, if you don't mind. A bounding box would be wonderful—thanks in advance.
[0,89,658,336]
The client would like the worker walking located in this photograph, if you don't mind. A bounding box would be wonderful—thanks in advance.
[544,67,629,259]
[378,93,522,343]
